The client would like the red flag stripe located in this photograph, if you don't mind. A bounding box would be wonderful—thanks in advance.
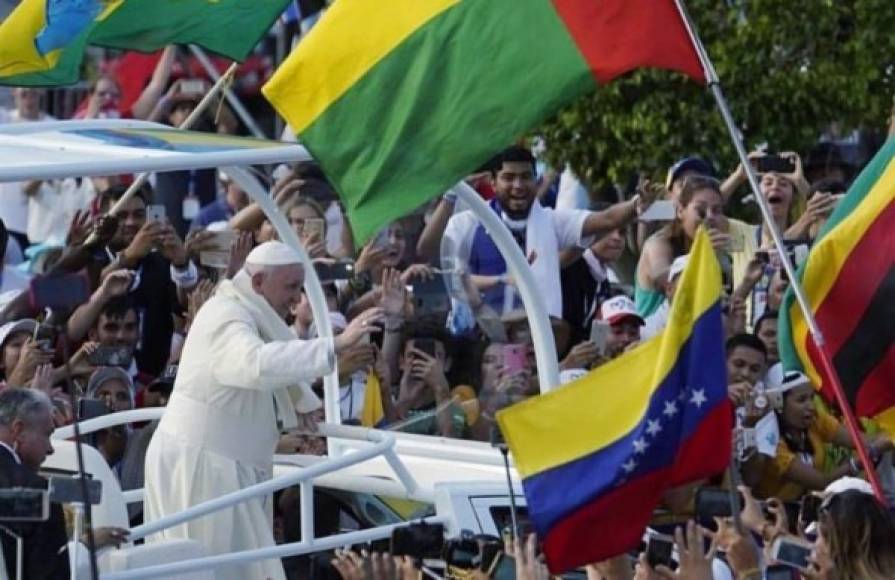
[551,0,706,84]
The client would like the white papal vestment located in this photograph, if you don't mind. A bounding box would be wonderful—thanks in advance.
[143,271,332,580]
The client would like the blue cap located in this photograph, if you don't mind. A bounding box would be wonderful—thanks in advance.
[665,157,716,189]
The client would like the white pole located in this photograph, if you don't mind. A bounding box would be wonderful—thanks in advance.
[672,0,888,501]
[221,165,345,457]
[453,183,561,392]
[672,0,820,340]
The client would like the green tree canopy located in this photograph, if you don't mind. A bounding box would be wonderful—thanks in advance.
[540,0,895,195]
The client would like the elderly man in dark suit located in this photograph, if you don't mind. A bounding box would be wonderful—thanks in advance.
[0,388,69,580]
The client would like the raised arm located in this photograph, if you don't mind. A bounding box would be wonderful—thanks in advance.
[130,46,177,120]
[66,270,135,342]
[416,195,456,261]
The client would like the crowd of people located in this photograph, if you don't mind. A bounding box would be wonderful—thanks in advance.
[0,63,893,580]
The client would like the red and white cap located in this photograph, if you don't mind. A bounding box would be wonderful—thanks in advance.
[598,296,645,326]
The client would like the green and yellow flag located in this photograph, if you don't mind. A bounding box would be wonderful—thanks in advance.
[0,0,291,86]
[263,0,705,244]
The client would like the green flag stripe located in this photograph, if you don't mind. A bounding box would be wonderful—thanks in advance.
[90,0,290,61]
[299,0,595,244]
[779,137,895,371]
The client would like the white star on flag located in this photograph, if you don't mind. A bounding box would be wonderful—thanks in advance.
[646,419,662,436]
[689,388,708,408]
[622,458,638,473]
[663,400,679,418]
[633,437,649,454]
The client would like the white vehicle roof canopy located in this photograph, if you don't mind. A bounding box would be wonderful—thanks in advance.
[0,119,306,182]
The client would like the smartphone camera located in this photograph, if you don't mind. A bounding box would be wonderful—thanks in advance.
[646,534,676,570]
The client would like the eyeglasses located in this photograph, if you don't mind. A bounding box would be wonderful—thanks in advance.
[97,91,120,98]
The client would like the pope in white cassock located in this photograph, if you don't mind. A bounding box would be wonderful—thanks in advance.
[143,241,383,580]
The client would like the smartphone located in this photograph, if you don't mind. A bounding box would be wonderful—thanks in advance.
[303,218,325,240]
[146,204,166,223]
[590,320,611,356]
[771,537,813,571]
[77,398,110,421]
[413,338,437,358]
[29,273,90,311]
[87,345,133,368]
[502,344,528,374]
[695,487,744,520]
[646,534,675,570]
[756,154,796,174]
[800,494,822,527]
[314,261,355,282]
[179,79,204,95]
[411,278,450,315]
[390,522,444,560]
[0,488,49,522]
[638,200,676,222]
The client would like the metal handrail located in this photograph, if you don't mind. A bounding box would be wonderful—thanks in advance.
[102,516,449,580]
[53,408,165,440]
[128,423,416,541]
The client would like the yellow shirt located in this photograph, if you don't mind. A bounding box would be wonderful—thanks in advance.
[756,407,841,501]
[726,219,758,325]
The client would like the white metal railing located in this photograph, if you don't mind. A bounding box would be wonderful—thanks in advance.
[127,423,417,542]
[53,412,427,578]
[53,408,165,440]
[102,516,449,580]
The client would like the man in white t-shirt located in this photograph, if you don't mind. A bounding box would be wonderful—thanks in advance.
[0,88,56,248]
[441,146,654,319]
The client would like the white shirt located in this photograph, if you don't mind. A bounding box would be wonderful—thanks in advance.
[0,109,54,234]
[641,299,670,340]
[27,177,96,244]
[443,200,592,318]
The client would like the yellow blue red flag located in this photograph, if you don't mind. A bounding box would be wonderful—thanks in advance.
[497,228,732,572]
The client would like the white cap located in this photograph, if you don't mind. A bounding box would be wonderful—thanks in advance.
[599,295,644,326]
[0,319,37,348]
[805,476,875,535]
[245,241,302,267]
[668,255,689,282]
[825,476,874,496]
[765,363,810,393]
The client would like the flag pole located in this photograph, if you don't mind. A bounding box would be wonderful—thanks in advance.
[85,61,239,245]
[673,0,887,503]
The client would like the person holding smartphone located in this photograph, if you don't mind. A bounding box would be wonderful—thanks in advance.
[392,331,465,438]
[636,176,731,318]
[754,368,893,502]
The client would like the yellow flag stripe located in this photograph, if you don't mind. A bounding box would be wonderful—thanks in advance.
[498,229,720,477]
[263,0,460,134]
[0,0,56,77]
[788,156,895,386]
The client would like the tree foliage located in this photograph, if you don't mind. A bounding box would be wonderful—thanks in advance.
[539,0,895,191]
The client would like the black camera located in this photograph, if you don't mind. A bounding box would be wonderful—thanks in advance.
[390,522,444,560]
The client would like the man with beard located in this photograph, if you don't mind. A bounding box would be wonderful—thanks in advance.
[93,184,197,376]
[441,146,655,319]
